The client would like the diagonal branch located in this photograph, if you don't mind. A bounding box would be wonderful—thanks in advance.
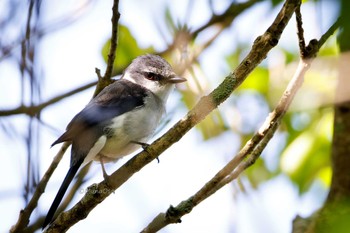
[44,0,300,232]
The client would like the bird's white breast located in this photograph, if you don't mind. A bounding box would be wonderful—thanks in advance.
[93,93,165,163]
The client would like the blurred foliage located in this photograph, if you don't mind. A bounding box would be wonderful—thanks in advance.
[237,67,269,95]
[280,109,333,193]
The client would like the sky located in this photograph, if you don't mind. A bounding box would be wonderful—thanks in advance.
[0,0,339,232]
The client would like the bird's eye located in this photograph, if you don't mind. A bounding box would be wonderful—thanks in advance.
[146,72,162,81]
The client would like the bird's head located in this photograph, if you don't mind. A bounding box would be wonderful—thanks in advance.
[122,54,186,100]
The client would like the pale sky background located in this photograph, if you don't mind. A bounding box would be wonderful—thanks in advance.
[0,0,339,232]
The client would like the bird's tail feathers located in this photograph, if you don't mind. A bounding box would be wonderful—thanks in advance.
[42,160,82,229]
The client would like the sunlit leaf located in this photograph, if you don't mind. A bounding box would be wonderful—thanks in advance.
[237,67,269,95]
[280,110,333,193]
[280,131,314,174]
[318,166,332,187]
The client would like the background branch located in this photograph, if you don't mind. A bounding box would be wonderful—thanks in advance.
[0,81,96,117]
[10,0,121,232]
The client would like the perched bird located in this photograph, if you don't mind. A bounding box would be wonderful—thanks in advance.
[43,54,186,228]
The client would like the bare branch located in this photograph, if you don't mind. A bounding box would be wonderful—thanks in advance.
[103,0,120,80]
[93,0,120,97]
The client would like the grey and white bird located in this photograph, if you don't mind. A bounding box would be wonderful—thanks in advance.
[43,54,186,228]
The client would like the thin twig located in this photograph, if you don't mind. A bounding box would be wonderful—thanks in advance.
[295,4,306,58]
[93,0,120,97]
[103,0,120,79]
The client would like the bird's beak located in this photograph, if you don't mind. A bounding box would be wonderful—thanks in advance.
[168,75,187,84]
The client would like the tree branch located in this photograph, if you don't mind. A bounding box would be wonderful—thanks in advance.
[93,0,120,97]
[0,81,96,117]
[43,0,300,232]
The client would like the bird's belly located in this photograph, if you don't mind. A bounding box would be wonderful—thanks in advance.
[96,103,163,162]
[97,137,141,162]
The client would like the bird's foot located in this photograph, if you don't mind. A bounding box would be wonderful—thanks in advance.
[130,140,149,150]
[130,140,159,163]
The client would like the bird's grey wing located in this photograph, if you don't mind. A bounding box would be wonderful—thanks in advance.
[43,80,147,229]
[51,80,148,147]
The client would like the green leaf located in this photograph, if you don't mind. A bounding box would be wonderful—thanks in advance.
[318,166,332,187]
[101,24,154,75]
[237,67,269,95]
[280,111,333,193]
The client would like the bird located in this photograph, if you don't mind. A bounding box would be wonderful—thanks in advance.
[42,54,186,229]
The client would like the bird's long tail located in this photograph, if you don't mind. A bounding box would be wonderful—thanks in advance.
[42,160,83,229]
